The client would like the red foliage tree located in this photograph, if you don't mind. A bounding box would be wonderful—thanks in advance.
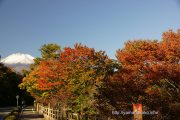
[108,30,180,119]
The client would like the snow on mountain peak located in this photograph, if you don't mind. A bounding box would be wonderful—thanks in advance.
[1,53,34,64]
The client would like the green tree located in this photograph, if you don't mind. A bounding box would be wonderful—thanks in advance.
[0,63,22,106]
[40,43,61,60]
[30,43,61,71]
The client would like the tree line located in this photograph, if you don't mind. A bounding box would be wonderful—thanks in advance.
[0,63,34,107]
[4,29,179,119]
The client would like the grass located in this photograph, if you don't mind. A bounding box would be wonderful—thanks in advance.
[3,107,21,120]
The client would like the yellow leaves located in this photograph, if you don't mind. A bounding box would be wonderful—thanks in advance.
[145,85,161,95]
[41,92,49,98]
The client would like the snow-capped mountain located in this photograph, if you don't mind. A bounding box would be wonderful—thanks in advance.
[1,53,34,64]
[0,53,34,73]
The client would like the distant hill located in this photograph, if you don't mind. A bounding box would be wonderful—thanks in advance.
[0,53,34,73]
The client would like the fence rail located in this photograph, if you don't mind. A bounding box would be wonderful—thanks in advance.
[35,103,103,120]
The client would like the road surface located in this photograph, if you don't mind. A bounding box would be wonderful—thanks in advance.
[20,106,44,120]
[0,107,15,120]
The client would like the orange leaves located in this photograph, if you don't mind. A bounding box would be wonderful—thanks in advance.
[20,43,116,110]
[35,61,62,91]
[19,30,179,116]
[111,30,180,109]
[116,29,180,84]
[116,40,160,66]
[38,78,62,91]
[160,30,180,63]
[60,44,95,64]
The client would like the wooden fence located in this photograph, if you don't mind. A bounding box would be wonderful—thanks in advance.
[35,103,103,120]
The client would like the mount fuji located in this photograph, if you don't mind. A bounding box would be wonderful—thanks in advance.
[0,53,35,73]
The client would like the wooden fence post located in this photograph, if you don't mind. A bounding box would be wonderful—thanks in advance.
[48,103,50,120]
[36,103,38,111]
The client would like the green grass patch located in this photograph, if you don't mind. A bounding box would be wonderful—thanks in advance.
[3,108,21,120]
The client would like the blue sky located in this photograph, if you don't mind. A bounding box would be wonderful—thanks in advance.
[0,0,180,59]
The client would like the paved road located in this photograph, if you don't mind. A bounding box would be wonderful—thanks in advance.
[20,106,44,120]
[0,107,15,120]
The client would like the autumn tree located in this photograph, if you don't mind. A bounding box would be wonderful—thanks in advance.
[108,30,180,119]
[19,43,118,116]
[19,43,61,102]
[54,44,118,115]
